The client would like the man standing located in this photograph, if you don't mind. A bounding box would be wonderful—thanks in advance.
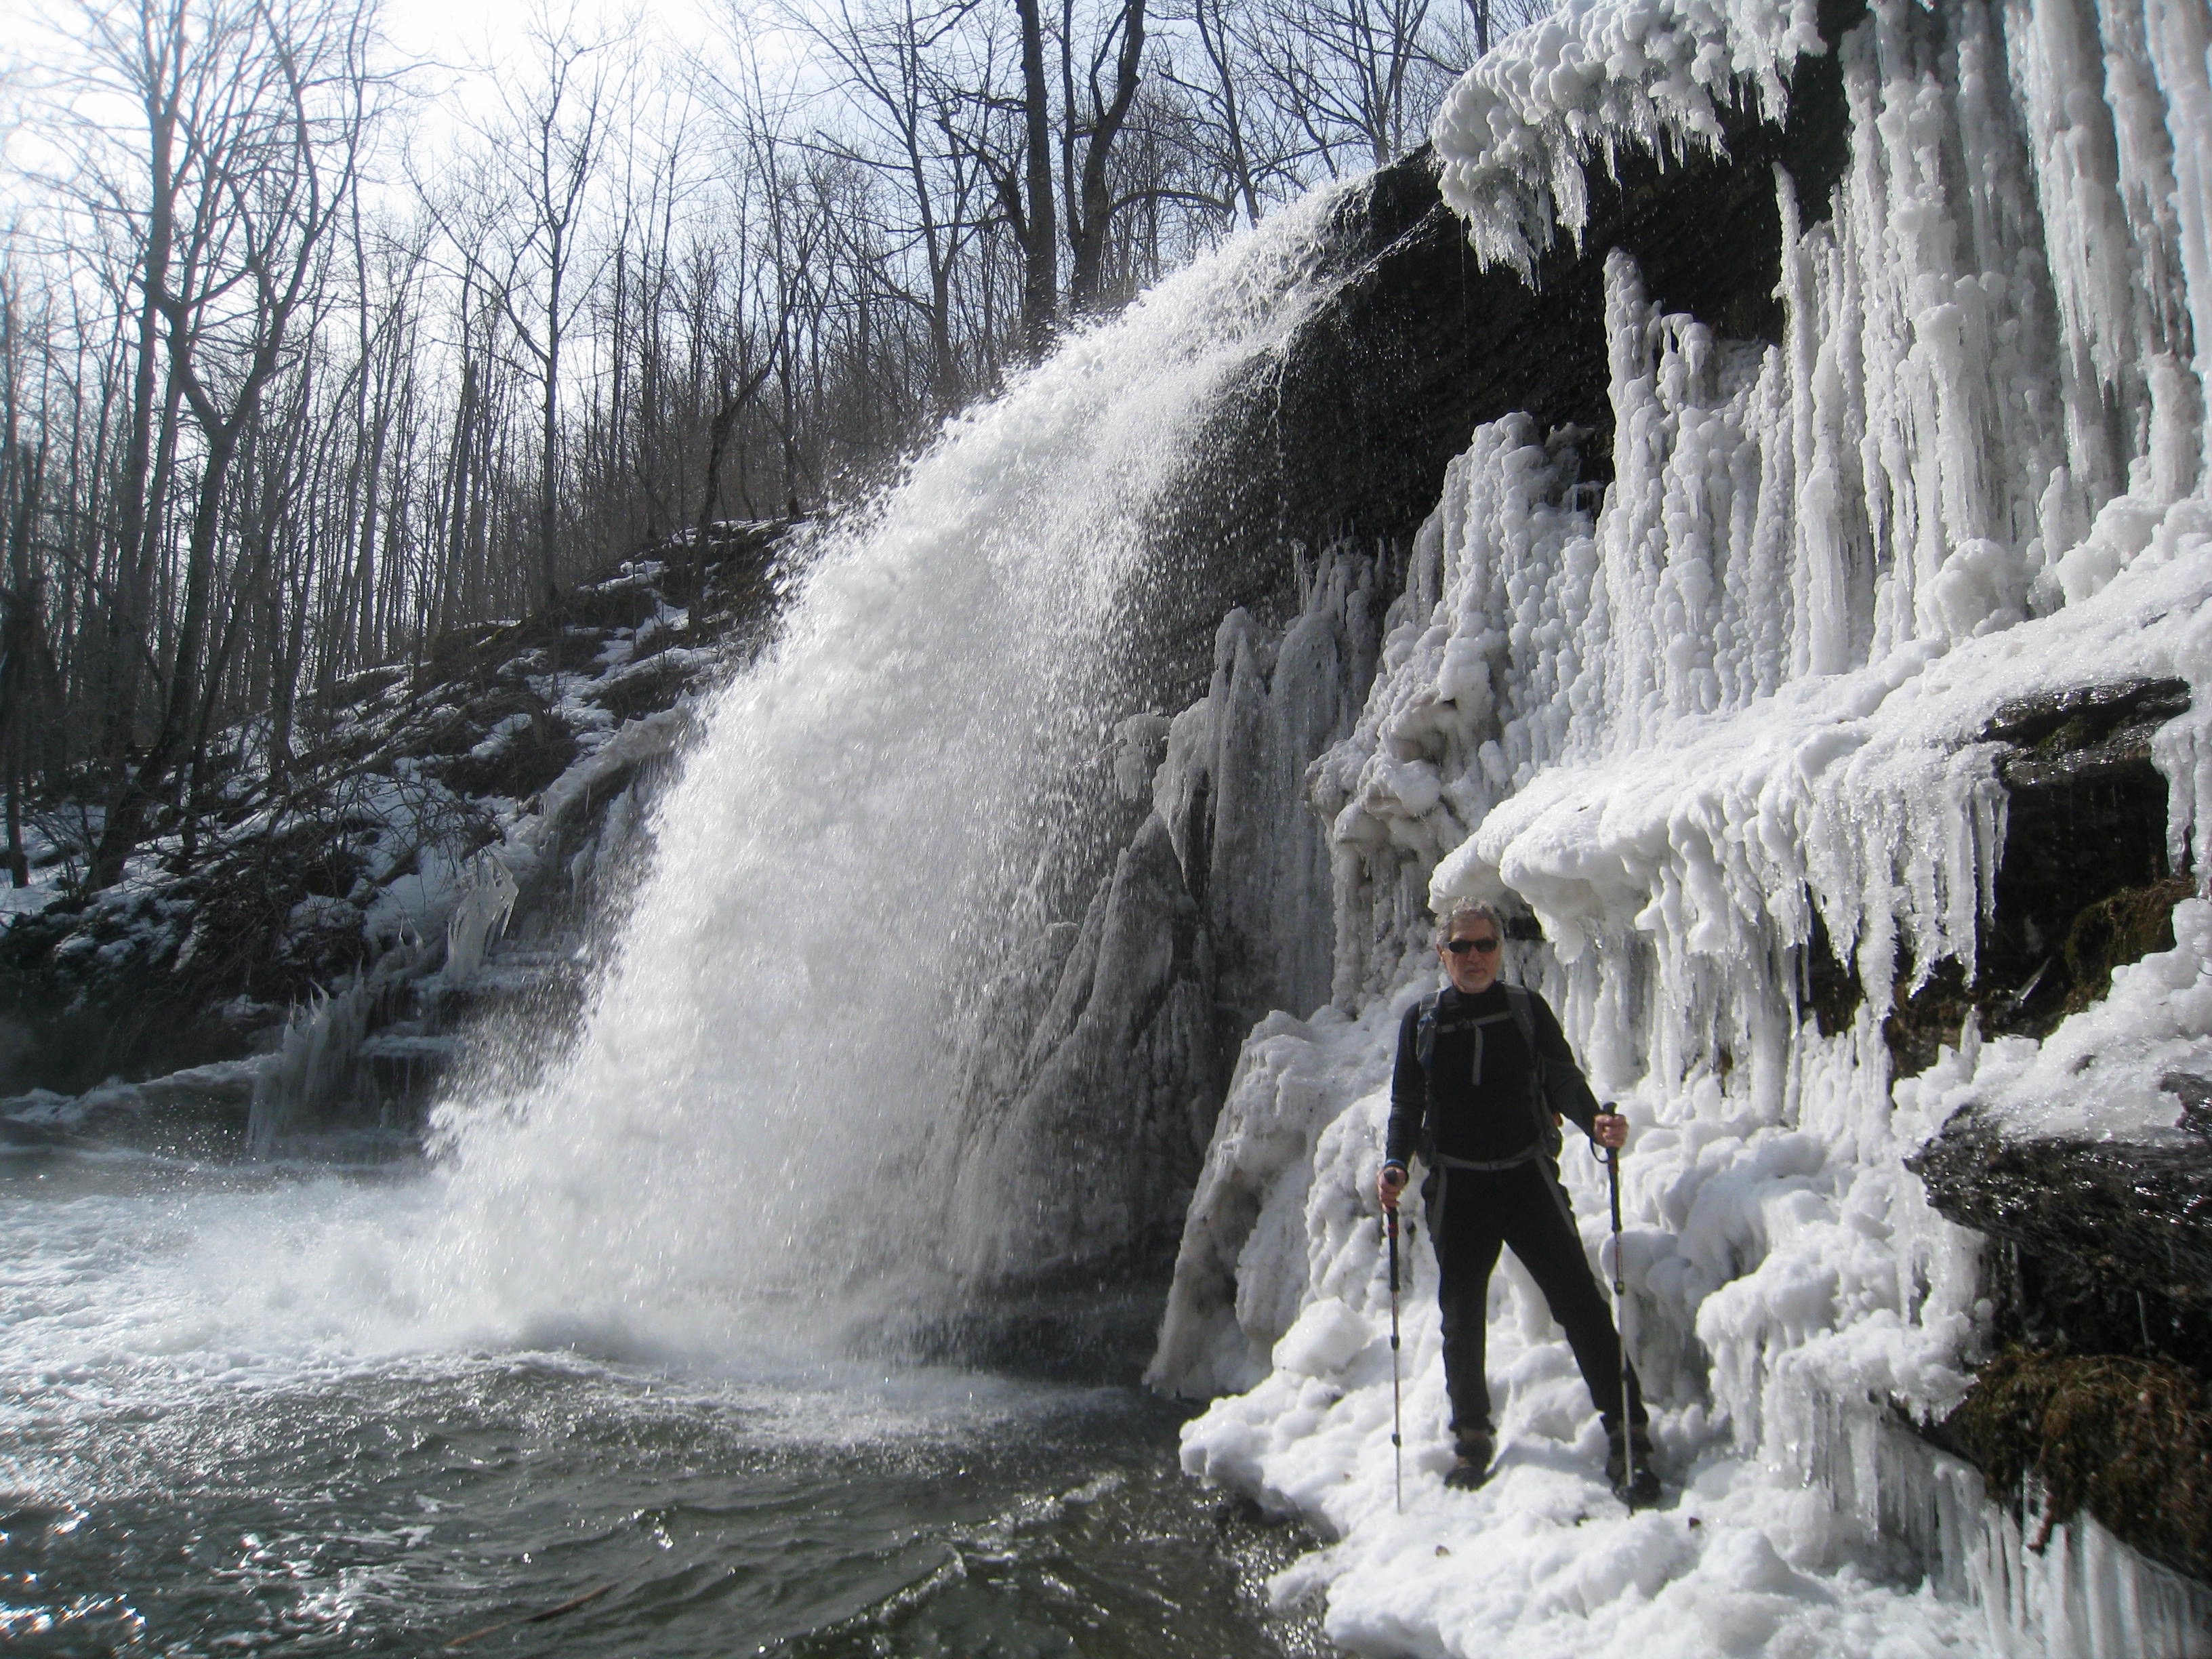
[1376,897,1658,1502]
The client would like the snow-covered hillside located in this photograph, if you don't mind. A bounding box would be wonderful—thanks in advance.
[1153,0,2212,1652]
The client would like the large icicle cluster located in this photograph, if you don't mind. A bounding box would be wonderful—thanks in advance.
[1158,0,2212,1652]
[1431,0,1825,276]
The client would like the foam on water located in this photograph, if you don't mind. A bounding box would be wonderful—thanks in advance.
[0,1160,1086,1460]
[0,1158,1317,1657]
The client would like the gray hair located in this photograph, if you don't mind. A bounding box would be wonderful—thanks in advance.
[1432,897,1505,948]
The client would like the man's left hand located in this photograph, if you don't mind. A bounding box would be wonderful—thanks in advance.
[1593,1113,1628,1150]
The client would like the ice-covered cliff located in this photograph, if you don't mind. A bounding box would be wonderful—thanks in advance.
[1153,0,2212,1652]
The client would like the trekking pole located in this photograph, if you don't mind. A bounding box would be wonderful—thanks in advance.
[1386,1204,1404,1513]
[1603,1124,1635,1504]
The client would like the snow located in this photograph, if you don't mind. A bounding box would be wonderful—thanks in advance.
[1165,0,2212,1652]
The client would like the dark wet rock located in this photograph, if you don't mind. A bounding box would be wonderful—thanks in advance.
[1898,674,2212,1393]
[592,654,699,722]
[2165,1072,2212,1138]
[1912,1111,2212,1381]
[1882,680,2192,1078]
[1906,672,2212,1515]
[1984,676,2190,785]
[0,1059,262,1159]
[1912,1120,2212,1314]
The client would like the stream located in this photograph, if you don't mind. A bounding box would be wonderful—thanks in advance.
[1,1152,1331,1658]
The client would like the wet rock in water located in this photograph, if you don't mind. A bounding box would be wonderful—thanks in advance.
[0,1057,264,1158]
[2165,1072,2212,1138]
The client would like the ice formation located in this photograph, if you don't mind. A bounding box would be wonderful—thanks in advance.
[1160,0,2212,1652]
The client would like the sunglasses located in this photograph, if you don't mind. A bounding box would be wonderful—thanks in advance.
[1443,936,1500,955]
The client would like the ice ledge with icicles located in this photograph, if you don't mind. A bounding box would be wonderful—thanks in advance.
[1429,496,2212,1027]
[1429,0,1828,278]
[1159,497,2212,1659]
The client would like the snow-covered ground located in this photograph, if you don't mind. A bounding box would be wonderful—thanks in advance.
[1154,0,2212,1652]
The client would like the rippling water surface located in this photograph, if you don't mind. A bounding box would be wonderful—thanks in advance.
[1,1154,1327,1658]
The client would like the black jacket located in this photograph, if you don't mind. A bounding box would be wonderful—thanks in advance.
[1385,981,1601,1168]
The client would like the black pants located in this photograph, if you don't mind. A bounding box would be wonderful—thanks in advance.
[1427,1158,1647,1438]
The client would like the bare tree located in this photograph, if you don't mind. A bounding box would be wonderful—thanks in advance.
[476,7,628,613]
[0,0,1564,893]
[0,272,60,886]
[1058,0,1149,313]
[84,0,377,886]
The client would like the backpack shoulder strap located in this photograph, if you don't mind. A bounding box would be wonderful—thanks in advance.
[1504,983,1563,1150]
[1502,983,1537,1053]
[1413,990,1441,1072]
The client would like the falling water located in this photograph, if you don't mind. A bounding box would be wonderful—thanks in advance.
[398,186,1352,1364]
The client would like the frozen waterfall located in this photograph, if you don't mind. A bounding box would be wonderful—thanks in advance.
[1164,0,2212,1654]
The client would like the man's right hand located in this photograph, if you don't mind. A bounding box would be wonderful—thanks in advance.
[1378,1162,1408,1212]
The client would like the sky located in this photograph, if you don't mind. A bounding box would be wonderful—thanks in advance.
[0,0,736,164]
[375,0,725,112]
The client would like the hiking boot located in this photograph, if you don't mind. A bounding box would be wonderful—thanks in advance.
[1443,1429,1494,1491]
[1605,1421,1660,1508]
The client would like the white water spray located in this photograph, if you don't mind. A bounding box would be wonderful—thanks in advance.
[398,190,1350,1359]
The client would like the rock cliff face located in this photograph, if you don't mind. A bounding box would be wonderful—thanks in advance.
[1137,3,1860,702]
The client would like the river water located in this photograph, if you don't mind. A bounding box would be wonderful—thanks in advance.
[1,1153,1330,1658]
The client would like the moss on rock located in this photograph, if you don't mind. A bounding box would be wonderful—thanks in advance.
[2062,875,2196,1014]
[1942,1347,2212,1580]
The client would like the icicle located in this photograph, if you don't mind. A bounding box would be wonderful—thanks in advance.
[443,847,519,983]
[245,977,374,1155]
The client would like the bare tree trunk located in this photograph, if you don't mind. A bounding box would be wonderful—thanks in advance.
[89,0,370,888]
[1067,0,1149,314]
[100,7,185,774]
[1016,0,1057,351]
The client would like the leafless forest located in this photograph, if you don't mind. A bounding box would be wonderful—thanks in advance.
[0,0,1547,893]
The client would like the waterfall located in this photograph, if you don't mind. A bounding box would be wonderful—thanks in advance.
[398,186,1353,1358]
